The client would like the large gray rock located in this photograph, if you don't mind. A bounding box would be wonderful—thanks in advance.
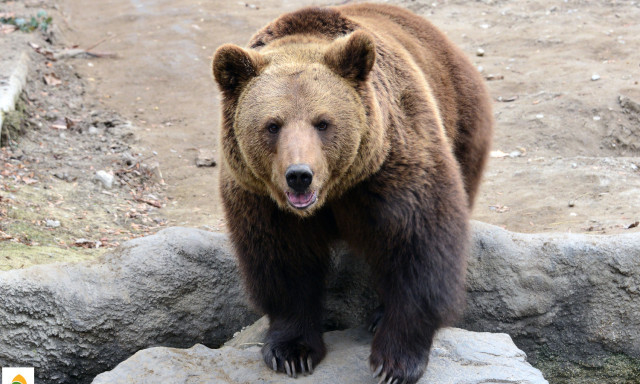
[461,221,640,366]
[2,222,639,383]
[326,221,640,368]
[0,228,258,384]
[93,321,548,384]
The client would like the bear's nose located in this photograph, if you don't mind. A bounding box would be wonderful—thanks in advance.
[285,164,313,192]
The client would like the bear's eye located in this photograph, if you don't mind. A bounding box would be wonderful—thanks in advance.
[266,123,280,134]
[315,121,329,131]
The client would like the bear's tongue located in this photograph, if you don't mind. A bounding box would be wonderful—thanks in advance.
[286,191,316,208]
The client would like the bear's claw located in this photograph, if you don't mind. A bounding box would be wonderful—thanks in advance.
[275,356,314,377]
[373,366,403,384]
[303,356,314,373]
[264,341,319,377]
[284,360,293,377]
[371,360,419,384]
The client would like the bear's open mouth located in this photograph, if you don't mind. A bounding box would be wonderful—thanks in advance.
[286,190,318,209]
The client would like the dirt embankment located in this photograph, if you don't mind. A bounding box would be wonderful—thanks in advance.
[1,1,168,270]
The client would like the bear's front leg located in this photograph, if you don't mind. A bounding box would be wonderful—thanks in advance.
[258,249,329,378]
[222,178,333,377]
[334,170,469,384]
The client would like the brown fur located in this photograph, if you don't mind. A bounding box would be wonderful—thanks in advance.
[212,4,492,383]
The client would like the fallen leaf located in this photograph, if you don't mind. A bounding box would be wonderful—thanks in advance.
[43,73,62,86]
[1,24,17,34]
[51,119,68,130]
[628,221,639,229]
[65,116,80,129]
[22,177,38,185]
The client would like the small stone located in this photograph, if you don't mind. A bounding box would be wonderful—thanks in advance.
[54,171,72,182]
[571,163,578,169]
[593,116,601,121]
[95,170,114,189]
[591,74,601,81]
[536,114,544,119]
[75,239,102,248]
[46,220,61,228]
[88,126,100,135]
[196,148,217,167]
[476,48,485,57]
[509,150,523,158]
[568,200,575,208]
[485,74,504,81]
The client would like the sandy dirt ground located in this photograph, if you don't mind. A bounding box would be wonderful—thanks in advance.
[57,0,640,234]
[1,0,639,269]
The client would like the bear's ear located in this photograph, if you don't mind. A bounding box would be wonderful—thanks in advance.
[324,30,375,82]
[212,44,265,94]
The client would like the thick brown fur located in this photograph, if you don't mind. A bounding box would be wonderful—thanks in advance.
[212,4,492,383]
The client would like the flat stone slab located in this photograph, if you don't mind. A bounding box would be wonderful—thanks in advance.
[92,326,548,384]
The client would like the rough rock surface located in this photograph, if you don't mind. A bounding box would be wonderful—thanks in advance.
[0,34,30,138]
[461,221,640,366]
[93,321,548,384]
[2,222,639,383]
[0,227,258,384]
[326,221,640,367]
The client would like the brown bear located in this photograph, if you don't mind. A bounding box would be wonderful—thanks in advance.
[212,3,492,383]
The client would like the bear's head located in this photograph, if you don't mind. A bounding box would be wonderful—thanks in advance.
[213,31,386,217]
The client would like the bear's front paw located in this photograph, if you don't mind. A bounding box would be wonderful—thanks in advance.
[369,344,426,384]
[262,337,326,378]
